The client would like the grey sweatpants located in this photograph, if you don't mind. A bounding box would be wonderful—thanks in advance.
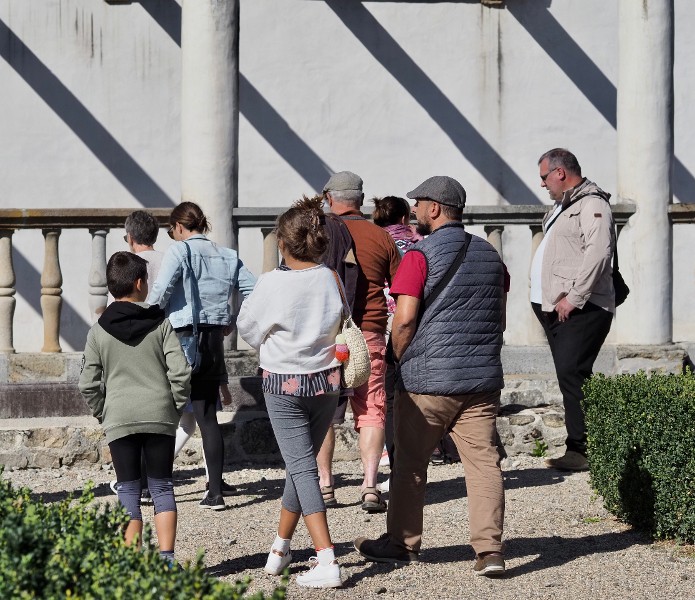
[264,391,339,516]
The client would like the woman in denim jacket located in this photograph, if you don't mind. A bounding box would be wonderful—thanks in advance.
[148,201,256,510]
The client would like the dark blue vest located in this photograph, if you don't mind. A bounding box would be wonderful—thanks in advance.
[398,222,505,395]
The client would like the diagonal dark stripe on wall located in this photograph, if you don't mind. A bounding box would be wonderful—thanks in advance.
[507,3,695,204]
[12,249,90,351]
[240,75,334,192]
[325,1,540,205]
[138,0,181,47]
[137,2,333,194]
[0,19,175,208]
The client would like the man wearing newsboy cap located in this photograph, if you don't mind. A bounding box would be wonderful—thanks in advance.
[355,176,507,577]
[317,171,401,514]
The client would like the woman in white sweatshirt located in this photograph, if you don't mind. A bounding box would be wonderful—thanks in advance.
[237,196,344,589]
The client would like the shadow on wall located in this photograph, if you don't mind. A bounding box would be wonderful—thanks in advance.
[139,0,543,203]
[0,19,175,209]
[324,0,541,205]
[12,250,91,352]
[507,1,695,204]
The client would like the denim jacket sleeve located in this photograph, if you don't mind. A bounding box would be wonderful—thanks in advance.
[236,259,257,299]
[147,243,185,308]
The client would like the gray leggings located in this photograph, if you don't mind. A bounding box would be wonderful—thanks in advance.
[264,391,339,516]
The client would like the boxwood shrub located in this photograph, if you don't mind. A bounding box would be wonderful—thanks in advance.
[0,475,287,599]
[583,370,695,542]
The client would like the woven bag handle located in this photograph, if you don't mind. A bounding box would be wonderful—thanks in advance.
[331,269,351,320]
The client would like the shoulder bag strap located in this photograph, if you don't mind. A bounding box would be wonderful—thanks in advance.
[420,232,472,318]
[331,269,351,320]
[183,241,200,337]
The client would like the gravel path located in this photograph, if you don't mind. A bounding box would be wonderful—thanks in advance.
[4,457,694,599]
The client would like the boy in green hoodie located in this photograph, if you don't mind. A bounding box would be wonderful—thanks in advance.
[79,251,191,563]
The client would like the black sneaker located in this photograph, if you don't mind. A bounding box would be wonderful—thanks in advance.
[141,488,152,504]
[206,481,238,497]
[199,494,225,511]
[354,533,419,564]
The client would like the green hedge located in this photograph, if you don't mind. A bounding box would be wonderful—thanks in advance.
[583,370,695,543]
[0,475,287,599]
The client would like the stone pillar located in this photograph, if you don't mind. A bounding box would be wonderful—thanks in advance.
[41,229,62,353]
[88,230,109,323]
[0,230,16,353]
[616,0,673,344]
[181,0,239,250]
[484,226,504,258]
[261,228,279,273]
[529,225,547,345]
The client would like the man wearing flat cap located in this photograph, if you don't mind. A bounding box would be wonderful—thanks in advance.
[355,175,507,577]
[317,171,401,513]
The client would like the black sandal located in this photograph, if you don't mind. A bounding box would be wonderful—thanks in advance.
[361,487,387,513]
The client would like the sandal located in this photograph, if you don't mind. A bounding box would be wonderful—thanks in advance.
[360,486,387,513]
[321,485,338,508]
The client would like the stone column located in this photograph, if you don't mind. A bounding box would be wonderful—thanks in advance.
[88,230,109,323]
[484,226,504,258]
[616,0,674,344]
[0,230,16,353]
[261,228,279,273]
[41,229,62,353]
[181,0,239,250]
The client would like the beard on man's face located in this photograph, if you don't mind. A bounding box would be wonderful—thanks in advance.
[416,220,432,237]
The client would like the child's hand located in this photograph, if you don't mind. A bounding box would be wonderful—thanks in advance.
[220,383,232,406]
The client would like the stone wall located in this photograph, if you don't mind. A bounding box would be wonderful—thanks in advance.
[0,345,689,469]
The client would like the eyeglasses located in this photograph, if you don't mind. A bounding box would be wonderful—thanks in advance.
[540,167,560,182]
[167,226,175,240]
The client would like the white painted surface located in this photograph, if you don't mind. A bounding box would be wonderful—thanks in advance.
[616,0,673,344]
[0,0,693,351]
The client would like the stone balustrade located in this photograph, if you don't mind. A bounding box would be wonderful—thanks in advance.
[2,202,694,354]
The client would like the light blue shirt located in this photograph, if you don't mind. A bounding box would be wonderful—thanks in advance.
[147,234,256,328]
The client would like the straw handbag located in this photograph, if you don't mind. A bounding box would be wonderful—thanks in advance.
[331,271,371,389]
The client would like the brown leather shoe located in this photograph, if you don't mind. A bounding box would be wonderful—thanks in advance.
[474,552,505,577]
[545,450,589,471]
[354,533,419,564]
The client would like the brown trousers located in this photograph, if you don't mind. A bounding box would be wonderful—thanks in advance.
[386,389,505,556]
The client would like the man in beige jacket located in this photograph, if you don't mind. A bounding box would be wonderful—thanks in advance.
[530,148,615,471]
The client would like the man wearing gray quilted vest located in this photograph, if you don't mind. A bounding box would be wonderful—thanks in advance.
[354,176,507,577]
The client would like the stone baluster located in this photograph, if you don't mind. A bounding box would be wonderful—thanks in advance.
[0,229,16,353]
[41,229,63,353]
[484,225,504,258]
[529,225,547,345]
[261,227,279,273]
[88,229,109,323]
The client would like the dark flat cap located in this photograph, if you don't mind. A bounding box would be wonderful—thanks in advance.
[406,176,466,208]
[323,171,363,193]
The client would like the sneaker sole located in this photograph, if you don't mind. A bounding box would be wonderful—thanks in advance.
[296,578,343,588]
[353,542,418,565]
[475,566,505,577]
[199,503,226,511]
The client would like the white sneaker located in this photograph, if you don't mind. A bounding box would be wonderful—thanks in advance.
[377,478,390,493]
[295,557,342,588]
[264,548,292,575]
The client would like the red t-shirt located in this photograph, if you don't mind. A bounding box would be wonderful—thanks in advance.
[390,250,511,300]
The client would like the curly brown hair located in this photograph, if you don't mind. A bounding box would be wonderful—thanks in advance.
[276,195,328,262]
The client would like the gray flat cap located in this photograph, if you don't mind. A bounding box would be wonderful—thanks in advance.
[323,171,363,193]
[406,176,466,209]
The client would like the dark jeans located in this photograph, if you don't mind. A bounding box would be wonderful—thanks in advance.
[532,302,613,455]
